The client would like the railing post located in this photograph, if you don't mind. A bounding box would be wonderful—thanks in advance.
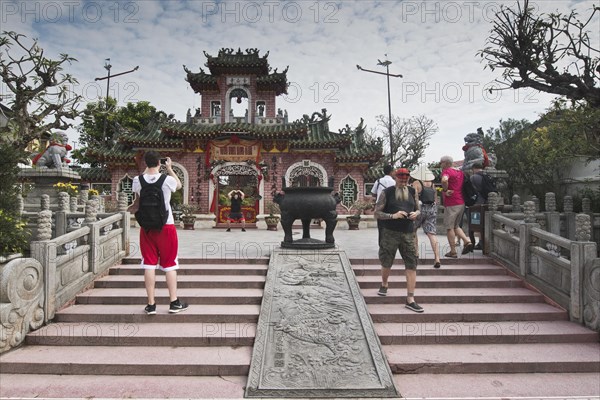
[118,192,131,256]
[573,213,599,330]
[563,195,576,240]
[31,240,57,322]
[484,192,500,255]
[519,201,539,277]
[544,192,560,236]
[85,199,100,274]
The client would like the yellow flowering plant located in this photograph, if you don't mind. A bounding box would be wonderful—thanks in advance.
[53,182,79,197]
[88,189,99,196]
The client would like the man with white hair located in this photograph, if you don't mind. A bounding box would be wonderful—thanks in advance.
[440,155,473,258]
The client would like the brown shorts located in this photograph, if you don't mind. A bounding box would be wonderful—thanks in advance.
[443,204,465,230]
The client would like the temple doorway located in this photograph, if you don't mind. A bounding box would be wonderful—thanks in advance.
[215,165,259,224]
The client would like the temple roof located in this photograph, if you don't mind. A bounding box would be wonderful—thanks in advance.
[184,48,289,95]
[160,120,307,141]
[77,167,112,182]
[204,48,271,75]
[91,109,382,167]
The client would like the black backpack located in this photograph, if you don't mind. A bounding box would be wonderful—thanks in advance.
[462,173,478,207]
[478,173,497,202]
[135,174,169,231]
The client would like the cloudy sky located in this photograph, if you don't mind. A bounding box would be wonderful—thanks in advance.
[1,0,598,163]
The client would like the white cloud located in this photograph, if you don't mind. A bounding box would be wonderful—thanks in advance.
[1,0,597,163]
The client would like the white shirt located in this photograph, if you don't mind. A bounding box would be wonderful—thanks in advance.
[371,175,396,200]
[132,173,178,225]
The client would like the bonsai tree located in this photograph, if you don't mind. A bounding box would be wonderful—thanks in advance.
[265,200,280,217]
[180,204,198,218]
[349,199,374,219]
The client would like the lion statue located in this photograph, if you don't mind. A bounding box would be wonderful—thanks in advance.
[462,128,489,171]
[32,131,72,169]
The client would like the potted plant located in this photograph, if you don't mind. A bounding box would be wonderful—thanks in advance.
[264,201,280,231]
[180,204,198,230]
[346,199,374,230]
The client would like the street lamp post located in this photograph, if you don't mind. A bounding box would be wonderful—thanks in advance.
[357,57,402,166]
[94,59,139,141]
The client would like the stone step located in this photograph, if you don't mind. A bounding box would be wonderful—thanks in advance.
[394,373,600,399]
[384,342,600,374]
[3,372,599,399]
[53,303,566,325]
[111,263,506,276]
[95,273,522,289]
[4,342,598,377]
[352,263,509,276]
[357,274,523,288]
[122,258,269,265]
[75,288,264,305]
[54,304,260,323]
[111,264,268,276]
[26,322,257,347]
[25,320,596,348]
[368,303,568,323]
[362,287,545,304]
[74,287,543,305]
[375,321,599,345]
[0,345,252,376]
[94,274,266,289]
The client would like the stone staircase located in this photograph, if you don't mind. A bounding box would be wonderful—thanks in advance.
[1,257,599,399]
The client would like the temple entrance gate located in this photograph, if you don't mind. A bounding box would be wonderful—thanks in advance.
[213,164,260,224]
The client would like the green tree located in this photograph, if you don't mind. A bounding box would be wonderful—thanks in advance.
[484,118,531,154]
[74,99,172,167]
[0,31,81,149]
[478,0,600,107]
[0,31,80,256]
[487,104,598,202]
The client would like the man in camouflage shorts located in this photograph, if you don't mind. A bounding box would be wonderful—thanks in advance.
[374,168,424,313]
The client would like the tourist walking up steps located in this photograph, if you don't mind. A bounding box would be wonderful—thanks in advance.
[374,168,424,313]
[131,151,189,315]
[439,155,473,258]
[371,165,396,246]
[411,167,441,269]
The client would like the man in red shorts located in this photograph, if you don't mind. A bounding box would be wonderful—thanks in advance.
[132,151,189,315]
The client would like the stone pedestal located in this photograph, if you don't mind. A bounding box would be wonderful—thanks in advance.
[18,168,81,212]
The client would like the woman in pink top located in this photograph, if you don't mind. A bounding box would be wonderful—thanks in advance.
[440,155,473,258]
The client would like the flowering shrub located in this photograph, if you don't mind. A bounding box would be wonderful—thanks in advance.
[88,189,99,196]
[53,182,78,197]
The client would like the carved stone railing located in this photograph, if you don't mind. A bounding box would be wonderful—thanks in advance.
[0,211,130,353]
[485,200,599,331]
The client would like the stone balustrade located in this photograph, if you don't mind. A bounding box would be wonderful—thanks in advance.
[0,211,130,353]
[485,196,599,331]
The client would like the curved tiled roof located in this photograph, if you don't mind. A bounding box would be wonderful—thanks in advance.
[161,120,308,140]
[78,167,112,182]
[184,66,218,93]
[256,68,289,95]
[204,48,270,75]
[87,143,136,163]
[89,109,384,167]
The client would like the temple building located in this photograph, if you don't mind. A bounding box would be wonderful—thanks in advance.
[88,48,383,226]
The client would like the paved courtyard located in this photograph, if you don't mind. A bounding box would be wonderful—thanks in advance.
[127,225,453,262]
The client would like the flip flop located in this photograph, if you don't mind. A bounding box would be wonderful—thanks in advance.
[462,242,474,255]
[444,252,457,258]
